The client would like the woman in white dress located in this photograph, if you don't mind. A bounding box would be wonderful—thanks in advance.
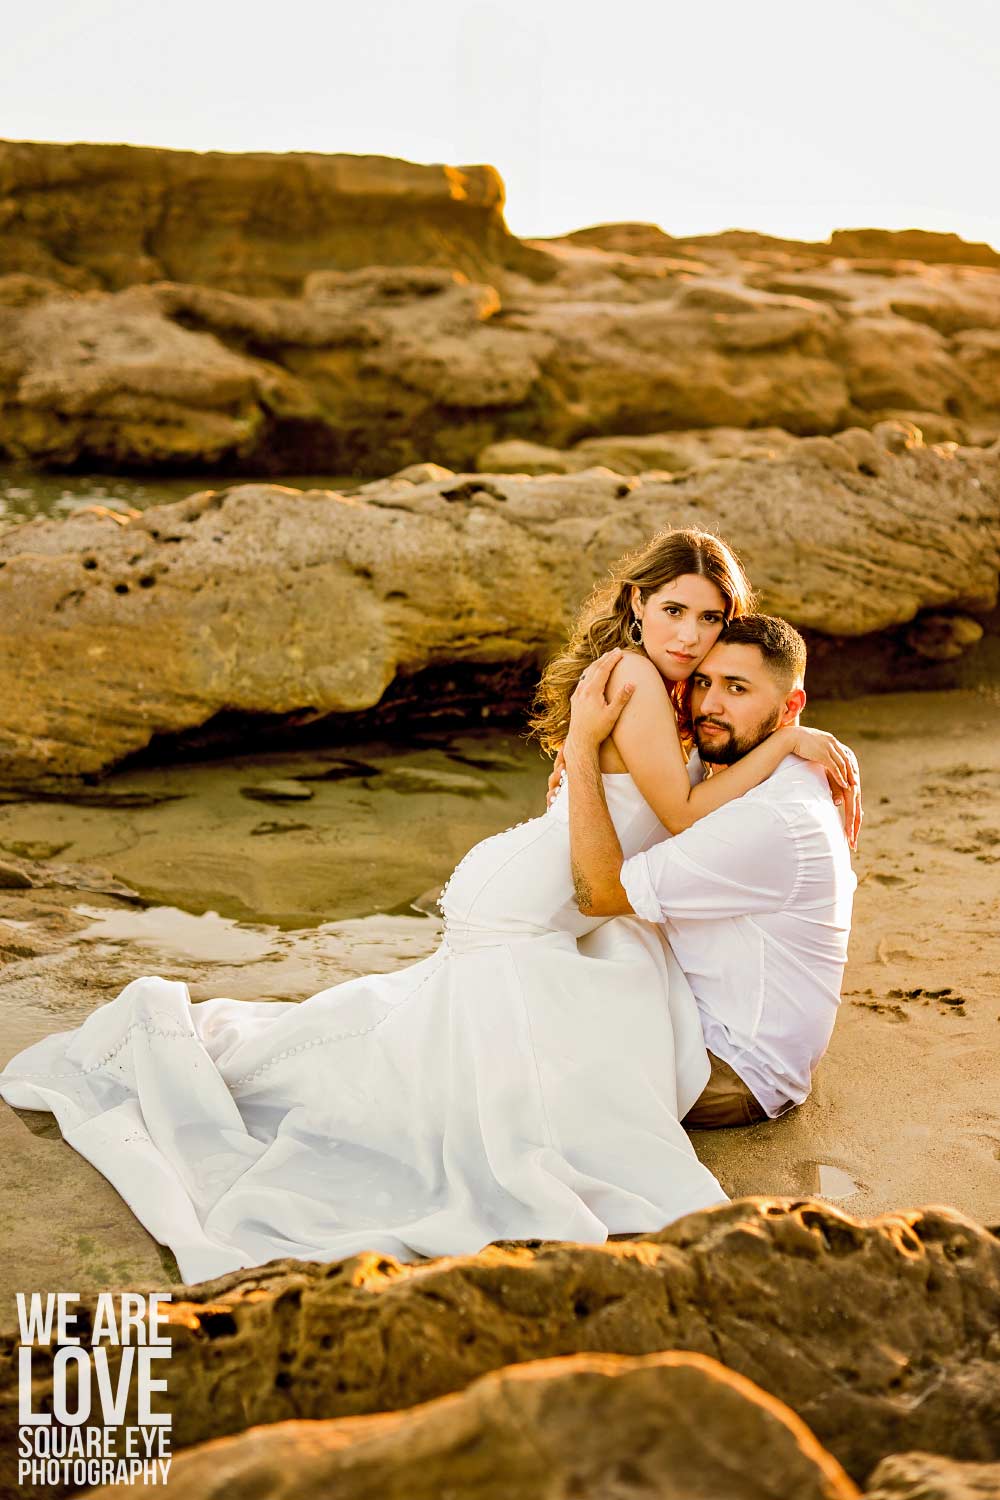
[0,529,857,1283]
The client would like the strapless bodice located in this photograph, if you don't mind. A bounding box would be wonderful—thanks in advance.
[438,771,669,947]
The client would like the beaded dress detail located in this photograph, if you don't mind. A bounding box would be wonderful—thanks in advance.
[0,771,725,1282]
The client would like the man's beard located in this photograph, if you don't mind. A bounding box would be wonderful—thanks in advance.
[694,707,783,765]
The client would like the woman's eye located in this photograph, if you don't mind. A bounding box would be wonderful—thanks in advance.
[664,605,681,616]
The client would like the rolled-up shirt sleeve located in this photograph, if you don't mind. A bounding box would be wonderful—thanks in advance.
[619,800,799,922]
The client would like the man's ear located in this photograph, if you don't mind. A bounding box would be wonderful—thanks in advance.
[780,686,807,725]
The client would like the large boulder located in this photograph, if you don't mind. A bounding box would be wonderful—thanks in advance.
[0,426,997,788]
[0,286,314,467]
[92,1351,857,1500]
[2,1199,996,1495]
[0,141,548,295]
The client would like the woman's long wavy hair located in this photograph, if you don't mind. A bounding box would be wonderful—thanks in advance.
[528,528,755,755]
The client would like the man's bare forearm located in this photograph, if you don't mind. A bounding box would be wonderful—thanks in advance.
[571,857,594,914]
[564,737,633,917]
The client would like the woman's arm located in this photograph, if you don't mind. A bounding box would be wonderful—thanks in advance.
[604,654,857,838]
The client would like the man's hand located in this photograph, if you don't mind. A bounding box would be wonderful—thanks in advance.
[565,649,635,757]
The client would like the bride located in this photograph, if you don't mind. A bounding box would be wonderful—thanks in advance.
[0,529,858,1283]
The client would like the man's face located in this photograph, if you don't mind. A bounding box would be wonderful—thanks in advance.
[689,642,790,764]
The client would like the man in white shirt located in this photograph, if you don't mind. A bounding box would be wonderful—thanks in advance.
[564,614,857,1129]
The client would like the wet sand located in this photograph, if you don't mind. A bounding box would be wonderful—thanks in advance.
[1,689,998,1305]
[0,732,545,927]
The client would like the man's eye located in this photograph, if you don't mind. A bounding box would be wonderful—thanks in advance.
[729,685,746,694]
[693,676,709,688]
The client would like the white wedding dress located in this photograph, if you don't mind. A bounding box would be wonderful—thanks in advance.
[0,771,726,1284]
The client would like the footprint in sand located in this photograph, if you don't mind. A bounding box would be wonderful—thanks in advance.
[848,996,908,1020]
[876,937,919,964]
[920,824,1000,858]
[848,985,969,1018]
[918,767,1000,817]
[885,985,968,1016]
[940,764,1000,783]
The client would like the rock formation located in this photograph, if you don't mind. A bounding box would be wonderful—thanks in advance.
[565,221,1000,270]
[864,1453,1000,1498]
[91,1351,859,1500]
[0,142,547,295]
[3,1199,997,1499]
[0,424,997,788]
[1,143,999,472]
[478,427,799,475]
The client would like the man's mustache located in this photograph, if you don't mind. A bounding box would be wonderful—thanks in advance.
[695,717,731,732]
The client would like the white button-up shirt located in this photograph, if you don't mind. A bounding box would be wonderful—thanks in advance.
[619,755,856,1118]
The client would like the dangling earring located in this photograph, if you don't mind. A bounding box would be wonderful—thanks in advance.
[629,615,643,647]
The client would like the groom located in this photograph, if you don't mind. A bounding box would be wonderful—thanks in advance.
[564,614,857,1129]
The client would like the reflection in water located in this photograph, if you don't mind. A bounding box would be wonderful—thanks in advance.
[74,904,278,963]
[817,1163,862,1199]
[72,901,439,973]
[716,1154,866,1205]
[786,1160,863,1199]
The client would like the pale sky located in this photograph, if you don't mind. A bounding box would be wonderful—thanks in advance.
[3,0,998,247]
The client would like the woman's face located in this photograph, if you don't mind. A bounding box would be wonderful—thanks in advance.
[631,574,728,682]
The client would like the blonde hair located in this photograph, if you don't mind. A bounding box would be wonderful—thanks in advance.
[528,527,755,755]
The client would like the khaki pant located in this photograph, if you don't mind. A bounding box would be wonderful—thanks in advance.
[682,1051,769,1129]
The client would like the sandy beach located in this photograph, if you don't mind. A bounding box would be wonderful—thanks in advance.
[1,684,997,1308]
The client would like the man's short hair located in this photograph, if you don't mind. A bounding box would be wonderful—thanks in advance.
[720,614,807,689]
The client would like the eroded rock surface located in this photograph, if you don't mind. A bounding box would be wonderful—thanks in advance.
[478,426,798,475]
[2,1199,997,1496]
[93,1351,858,1500]
[1,427,997,787]
[864,1453,1000,1498]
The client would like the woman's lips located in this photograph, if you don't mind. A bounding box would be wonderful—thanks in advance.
[667,651,695,662]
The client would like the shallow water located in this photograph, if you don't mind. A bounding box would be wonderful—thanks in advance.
[74,903,279,963]
[0,730,550,927]
[0,468,362,527]
[816,1163,862,1199]
[71,902,443,970]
